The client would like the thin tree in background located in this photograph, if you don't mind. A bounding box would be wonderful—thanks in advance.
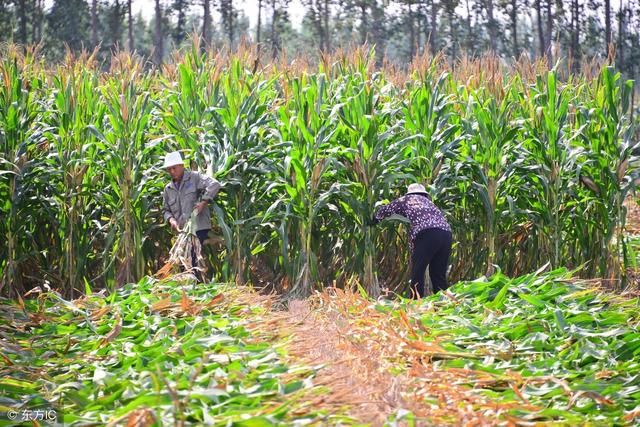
[219,0,234,47]
[127,0,134,51]
[107,0,124,50]
[605,0,611,54]
[203,0,212,45]
[46,0,91,54]
[18,0,27,45]
[257,0,263,45]
[305,0,330,51]
[154,0,163,65]
[464,0,473,53]
[535,0,545,57]
[428,0,437,54]
[32,0,44,43]
[617,0,625,71]
[509,0,518,56]
[442,0,457,59]
[370,1,386,62]
[173,0,187,45]
[545,0,552,62]
[269,0,292,57]
[323,0,330,50]
[485,0,497,51]
[359,0,368,44]
[407,0,416,59]
[91,0,98,46]
[271,0,279,57]
[554,0,564,61]
[570,0,580,71]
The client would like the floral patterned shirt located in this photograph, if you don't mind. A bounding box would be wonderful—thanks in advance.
[374,194,451,251]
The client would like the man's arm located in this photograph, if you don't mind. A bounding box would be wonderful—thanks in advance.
[163,188,180,231]
[198,173,222,201]
[163,188,174,223]
[193,172,222,213]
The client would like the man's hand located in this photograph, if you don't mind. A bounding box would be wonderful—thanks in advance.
[194,200,208,214]
[169,217,180,232]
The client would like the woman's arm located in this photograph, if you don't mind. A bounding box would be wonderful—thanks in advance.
[373,197,404,224]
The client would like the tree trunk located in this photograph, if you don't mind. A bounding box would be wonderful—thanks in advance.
[257,0,262,44]
[111,0,123,50]
[33,0,43,42]
[545,0,553,63]
[91,0,98,47]
[371,1,385,63]
[271,0,279,58]
[429,0,437,54]
[617,0,625,71]
[486,0,497,51]
[568,0,574,68]
[18,0,27,45]
[510,0,518,56]
[571,0,580,71]
[203,0,211,45]
[127,0,134,51]
[323,0,330,51]
[175,0,185,45]
[604,0,611,55]
[555,0,564,41]
[408,1,415,60]
[315,0,325,50]
[449,8,456,60]
[228,0,234,47]
[154,0,163,66]
[535,0,545,57]
[360,1,367,44]
[31,0,36,42]
[465,0,473,53]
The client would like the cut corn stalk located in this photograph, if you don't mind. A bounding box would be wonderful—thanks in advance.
[156,212,206,280]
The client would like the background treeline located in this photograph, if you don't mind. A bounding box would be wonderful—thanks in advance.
[1,0,640,75]
[0,44,637,299]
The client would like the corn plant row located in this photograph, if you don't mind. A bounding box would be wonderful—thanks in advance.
[0,45,637,297]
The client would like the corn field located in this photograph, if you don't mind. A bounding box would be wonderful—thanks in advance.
[0,44,638,299]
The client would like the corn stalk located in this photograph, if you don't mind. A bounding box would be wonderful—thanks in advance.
[89,63,155,288]
[0,53,42,296]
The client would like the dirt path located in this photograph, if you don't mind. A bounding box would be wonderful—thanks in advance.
[284,298,408,425]
[251,288,534,426]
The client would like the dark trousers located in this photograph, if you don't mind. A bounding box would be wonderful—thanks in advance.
[410,228,452,298]
[189,229,209,282]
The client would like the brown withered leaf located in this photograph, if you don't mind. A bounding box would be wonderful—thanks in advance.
[151,298,172,312]
[100,312,122,347]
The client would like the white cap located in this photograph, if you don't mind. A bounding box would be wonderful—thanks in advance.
[163,151,184,168]
[406,183,428,195]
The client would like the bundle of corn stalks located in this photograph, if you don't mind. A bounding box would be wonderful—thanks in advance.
[155,212,206,280]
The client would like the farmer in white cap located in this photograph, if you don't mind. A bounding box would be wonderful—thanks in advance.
[162,151,221,280]
[372,183,452,297]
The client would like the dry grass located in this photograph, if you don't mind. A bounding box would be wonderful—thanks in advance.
[625,196,640,235]
[250,288,539,426]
